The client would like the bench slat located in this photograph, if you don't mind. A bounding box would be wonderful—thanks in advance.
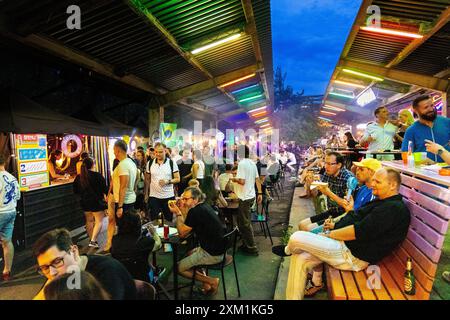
[353,271,377,300]
[382,256,430,300]
[400,186,450,220]
[391,248,434,292]
[379,264,406,300]
[325,265,347,300]
[404,199,448,234]
[410,216,445,249]
[401,174,450,203]
[407,229,442,263]
[401,239,437,278]
[340,271,362,300]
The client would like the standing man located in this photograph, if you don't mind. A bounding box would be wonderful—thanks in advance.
[0,155,20,281]
[106,140,137,251]
[360,106,397,160]
[231,145,262,255]
[401,95,450,162]
[146,143,180,222]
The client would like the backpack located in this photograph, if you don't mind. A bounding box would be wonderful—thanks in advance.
[147,158,174,179]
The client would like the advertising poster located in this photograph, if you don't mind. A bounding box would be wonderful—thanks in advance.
[15,134,49,191]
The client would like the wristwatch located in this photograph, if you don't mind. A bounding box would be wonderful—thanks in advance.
[437,148,445,157]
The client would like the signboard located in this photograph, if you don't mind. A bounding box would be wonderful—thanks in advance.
[15,134,49,191]
[160,123,177,148]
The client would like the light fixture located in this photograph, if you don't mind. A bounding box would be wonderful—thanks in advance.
[218,74,256,88]
[239,94,264,103]
[255,118,269,124]
[260,124,271,129]
[334,80,366,89]
[231,84,260,95]
[329,92,354,99]
[357,88,376,106]
[318,116,332,122]
[335,88,354,94]
[323,105,346,112]
[250,111,267,117]
[191,33,242,54]
[360,26,423,39]
[248,106,267,113]
[342,69,384,82]
[320,110,337,116]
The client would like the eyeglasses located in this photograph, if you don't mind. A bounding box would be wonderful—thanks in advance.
[181,197,193,201]
[324,162,338,166]
[36,254,67,275]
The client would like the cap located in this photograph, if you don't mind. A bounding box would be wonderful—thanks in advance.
[353,158,382,172]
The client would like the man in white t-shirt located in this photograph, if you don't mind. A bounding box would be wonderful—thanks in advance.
[0,154,20,281]
[146,143,180,221]
[230,145,263,255]
[106,140,137,251]
[286,151,297,173]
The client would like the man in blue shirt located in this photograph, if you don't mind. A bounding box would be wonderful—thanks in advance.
[401,95,450,162]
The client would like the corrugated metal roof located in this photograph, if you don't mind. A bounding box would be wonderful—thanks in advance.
[372,0,447,22]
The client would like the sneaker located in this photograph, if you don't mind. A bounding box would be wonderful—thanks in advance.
[88,241,99,248]
[2,272,11,282]
[238,245,259,256]
[271,245,291,257]
[304,279,324,297]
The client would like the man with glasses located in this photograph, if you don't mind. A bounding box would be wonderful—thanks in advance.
[302,152,354,227]
[168,187,226,295]
[33,228,137,300]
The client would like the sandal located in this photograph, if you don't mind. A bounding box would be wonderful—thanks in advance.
[304,279,324,297]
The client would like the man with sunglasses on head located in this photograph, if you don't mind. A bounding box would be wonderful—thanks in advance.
[33,228,136,300]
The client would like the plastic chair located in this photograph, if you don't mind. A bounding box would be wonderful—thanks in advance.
[134,279,156,300]
[189,227,240,300]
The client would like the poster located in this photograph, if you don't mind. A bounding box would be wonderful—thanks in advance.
[15,134,49,191]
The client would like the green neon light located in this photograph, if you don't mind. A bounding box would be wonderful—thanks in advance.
[239,94,264,103]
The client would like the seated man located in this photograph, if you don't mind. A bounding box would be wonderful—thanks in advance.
[168,187,226,295]
[33,228,137,300]
[273,168,410,300]
[300,158,380,232]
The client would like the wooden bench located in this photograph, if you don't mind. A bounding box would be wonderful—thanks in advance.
[326,172,450,300]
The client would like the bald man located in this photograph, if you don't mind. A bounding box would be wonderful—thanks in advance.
[273,168,410,300]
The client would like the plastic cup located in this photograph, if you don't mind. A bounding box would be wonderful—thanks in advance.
[420,152,428,162]
[413,152,423,165]
[401,152,408,165]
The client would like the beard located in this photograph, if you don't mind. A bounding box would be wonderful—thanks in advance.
[420,109,437,121]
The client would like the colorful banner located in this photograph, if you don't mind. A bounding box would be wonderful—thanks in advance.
[15,134,49,191]
[160,123,177,147]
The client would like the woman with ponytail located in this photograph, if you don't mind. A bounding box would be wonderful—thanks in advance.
[73,157,108,249]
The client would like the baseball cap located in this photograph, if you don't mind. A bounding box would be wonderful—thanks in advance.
[353,158,382,172]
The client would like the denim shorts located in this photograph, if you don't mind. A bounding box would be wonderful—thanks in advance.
[178,247,223,272]
[0,211,16,241]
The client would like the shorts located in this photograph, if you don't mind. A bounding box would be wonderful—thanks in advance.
[178,247,223,272]
[148,197,175,222]
[0,211,16,241]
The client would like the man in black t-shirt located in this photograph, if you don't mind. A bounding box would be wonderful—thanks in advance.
[168,187,226,295]
[33,228,137,300]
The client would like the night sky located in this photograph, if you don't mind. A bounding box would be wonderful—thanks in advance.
[272,0,362,95]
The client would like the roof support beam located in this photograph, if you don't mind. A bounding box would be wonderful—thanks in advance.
[385,6,450,68]
[127,0,240,108]
[322,0,373,104]
[0,31,164,95]
[242,0,270,105]
[151,63,263,107]
[339,59,450,92]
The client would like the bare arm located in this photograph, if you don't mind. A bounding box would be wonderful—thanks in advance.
[327,225,356,241]
[170,171,180,185]
[192,164,199,180]
[118,175,129,207]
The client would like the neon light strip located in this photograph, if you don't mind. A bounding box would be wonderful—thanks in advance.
[323,105,345,112]
[329,92,354,99]
[250,111,267,117]
[260,123,271,128]
[239,94,264,103]
[219,74,256,88]
[334,80,366,89]
[255,118,269,124]
[192,33,242,54]
[360,26,423,39]
[320,110,337,116]
[342,69,384,81]
[231,84,260,94]
[318,116,332,122]
[248,106,267,113]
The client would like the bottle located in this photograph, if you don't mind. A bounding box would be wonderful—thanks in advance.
[404,257,416,295]
[407,141,415,168]
[158,212,164,227]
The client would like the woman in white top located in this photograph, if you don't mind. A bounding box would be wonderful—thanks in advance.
[191,149,205,186]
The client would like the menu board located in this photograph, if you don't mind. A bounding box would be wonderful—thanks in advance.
[15,134,49,191]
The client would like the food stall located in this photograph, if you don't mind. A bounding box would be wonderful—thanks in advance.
[0,90,137,249]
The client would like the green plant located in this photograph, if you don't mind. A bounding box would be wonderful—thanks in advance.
[280,225,294,246]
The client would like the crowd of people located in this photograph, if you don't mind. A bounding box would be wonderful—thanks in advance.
[25,139,296,300]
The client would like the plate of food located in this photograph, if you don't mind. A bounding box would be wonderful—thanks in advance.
[311,181,328,186]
